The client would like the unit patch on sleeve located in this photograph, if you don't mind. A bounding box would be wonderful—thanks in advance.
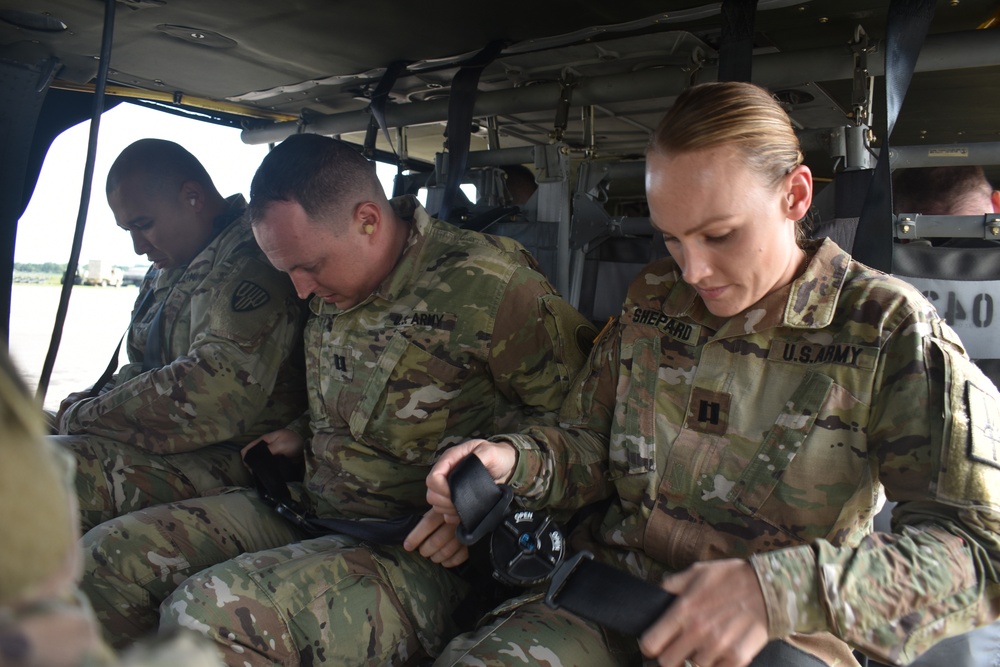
[231,280,271,312]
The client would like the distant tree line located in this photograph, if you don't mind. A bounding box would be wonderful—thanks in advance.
[14,262,67,274]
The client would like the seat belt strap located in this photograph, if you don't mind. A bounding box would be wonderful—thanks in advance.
[449,452,514,543]
[87,280,157,397]
[243,441,420,545]
[446,455,670,633]
[851,0,936,272]
[446,455,825,665]
[363,59,409,159]
[140,293,169,372]
[439,40,506,221]
[546,551,675,636]
[718,0,759,83]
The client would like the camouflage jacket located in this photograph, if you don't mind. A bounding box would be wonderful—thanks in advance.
[298,196,595,520]
[59,196,307,453]
[503,238,1000,665]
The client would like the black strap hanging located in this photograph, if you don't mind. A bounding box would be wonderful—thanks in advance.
[363,60,409,160]
[717,0,759,83]
[84,281,158,398]
[850,0,936,272]
[438,40,506,221]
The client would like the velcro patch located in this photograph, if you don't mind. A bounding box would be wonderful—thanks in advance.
[629,306,699,345]
[768,340,877,370]
[231,281,270,312]
[685,387,731,435]
[968,379,1000,471]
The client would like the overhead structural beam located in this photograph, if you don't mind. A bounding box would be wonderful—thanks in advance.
[458,140,1000,183]
[242,30,1000,146]
[887,142,1000,169]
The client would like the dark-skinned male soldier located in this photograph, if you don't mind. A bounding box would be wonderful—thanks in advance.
[53,139,306,531]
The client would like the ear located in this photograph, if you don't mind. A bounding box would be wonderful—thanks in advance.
[990,190,1000,214]
[354,201,382,237]
[784,164,813,222]
[180,180,206,212]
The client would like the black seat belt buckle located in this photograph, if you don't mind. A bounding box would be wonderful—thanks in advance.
[456,483,513,545]
[274,500,313,531]
[489,508,565,587]
[544,549,594,610]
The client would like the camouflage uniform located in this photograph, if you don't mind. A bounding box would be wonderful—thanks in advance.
[0,348,223,667]
[437,237,1000,666]
[81,196,595,665]
[55,196,307,531]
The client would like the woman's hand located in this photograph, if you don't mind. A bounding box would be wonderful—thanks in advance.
[426,439,517,524]
[639,558,770,667]
[402,509,469,568]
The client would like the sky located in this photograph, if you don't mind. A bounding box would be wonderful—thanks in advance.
[16,102,398,267]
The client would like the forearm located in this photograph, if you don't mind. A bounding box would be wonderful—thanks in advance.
[502,424,613,510]
[60,343,271,453]
[752,516,996,665]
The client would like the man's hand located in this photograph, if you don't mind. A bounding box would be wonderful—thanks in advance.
[639,559,770,667]
[426,439,518,524]
[241,428,305,460]
[402,510,469,568]
[55,390,91,427]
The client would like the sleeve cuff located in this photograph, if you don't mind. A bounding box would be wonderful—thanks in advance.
[490,433,546,498]
[285,412,313,441]
[58,398,92,435]
[750,544,828,638]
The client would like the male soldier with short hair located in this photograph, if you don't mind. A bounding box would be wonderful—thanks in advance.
[80,134,596,665]
[54,139,306,531]
[893,165,1000,216]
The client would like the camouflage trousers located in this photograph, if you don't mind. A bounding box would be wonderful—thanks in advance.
[433,597,831,667]
[54,434,251,532]
[432,596,638,667]
[81,488,474,666]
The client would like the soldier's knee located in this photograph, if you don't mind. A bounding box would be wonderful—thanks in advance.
[81,514,155,582]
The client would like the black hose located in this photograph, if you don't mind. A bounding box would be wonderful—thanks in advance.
[36,0,116,403]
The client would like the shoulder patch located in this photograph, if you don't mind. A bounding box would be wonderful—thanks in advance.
[231,280,271,312]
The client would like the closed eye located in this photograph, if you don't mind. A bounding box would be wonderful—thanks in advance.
[122,219,153,232]
[705,231,733,244]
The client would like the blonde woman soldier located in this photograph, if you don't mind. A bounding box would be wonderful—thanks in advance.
[425,82,1000,667]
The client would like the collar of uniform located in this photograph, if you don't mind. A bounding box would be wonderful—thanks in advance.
[780,237,849,329]
[373,195,430,303]
[307,195,425,316]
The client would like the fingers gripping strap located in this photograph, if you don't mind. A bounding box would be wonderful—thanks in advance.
[448,453,513,544]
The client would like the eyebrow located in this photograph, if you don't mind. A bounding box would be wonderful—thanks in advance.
[287,257,323,273]
[117,216,152,230]
[654,213,738,237]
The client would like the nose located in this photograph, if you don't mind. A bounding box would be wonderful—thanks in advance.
[130,230,151,255]
[679,242,713,286]
[288,271,316,300]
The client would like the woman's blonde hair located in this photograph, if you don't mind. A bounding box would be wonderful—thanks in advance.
[648,81,809,240]
[649,81,804,187]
